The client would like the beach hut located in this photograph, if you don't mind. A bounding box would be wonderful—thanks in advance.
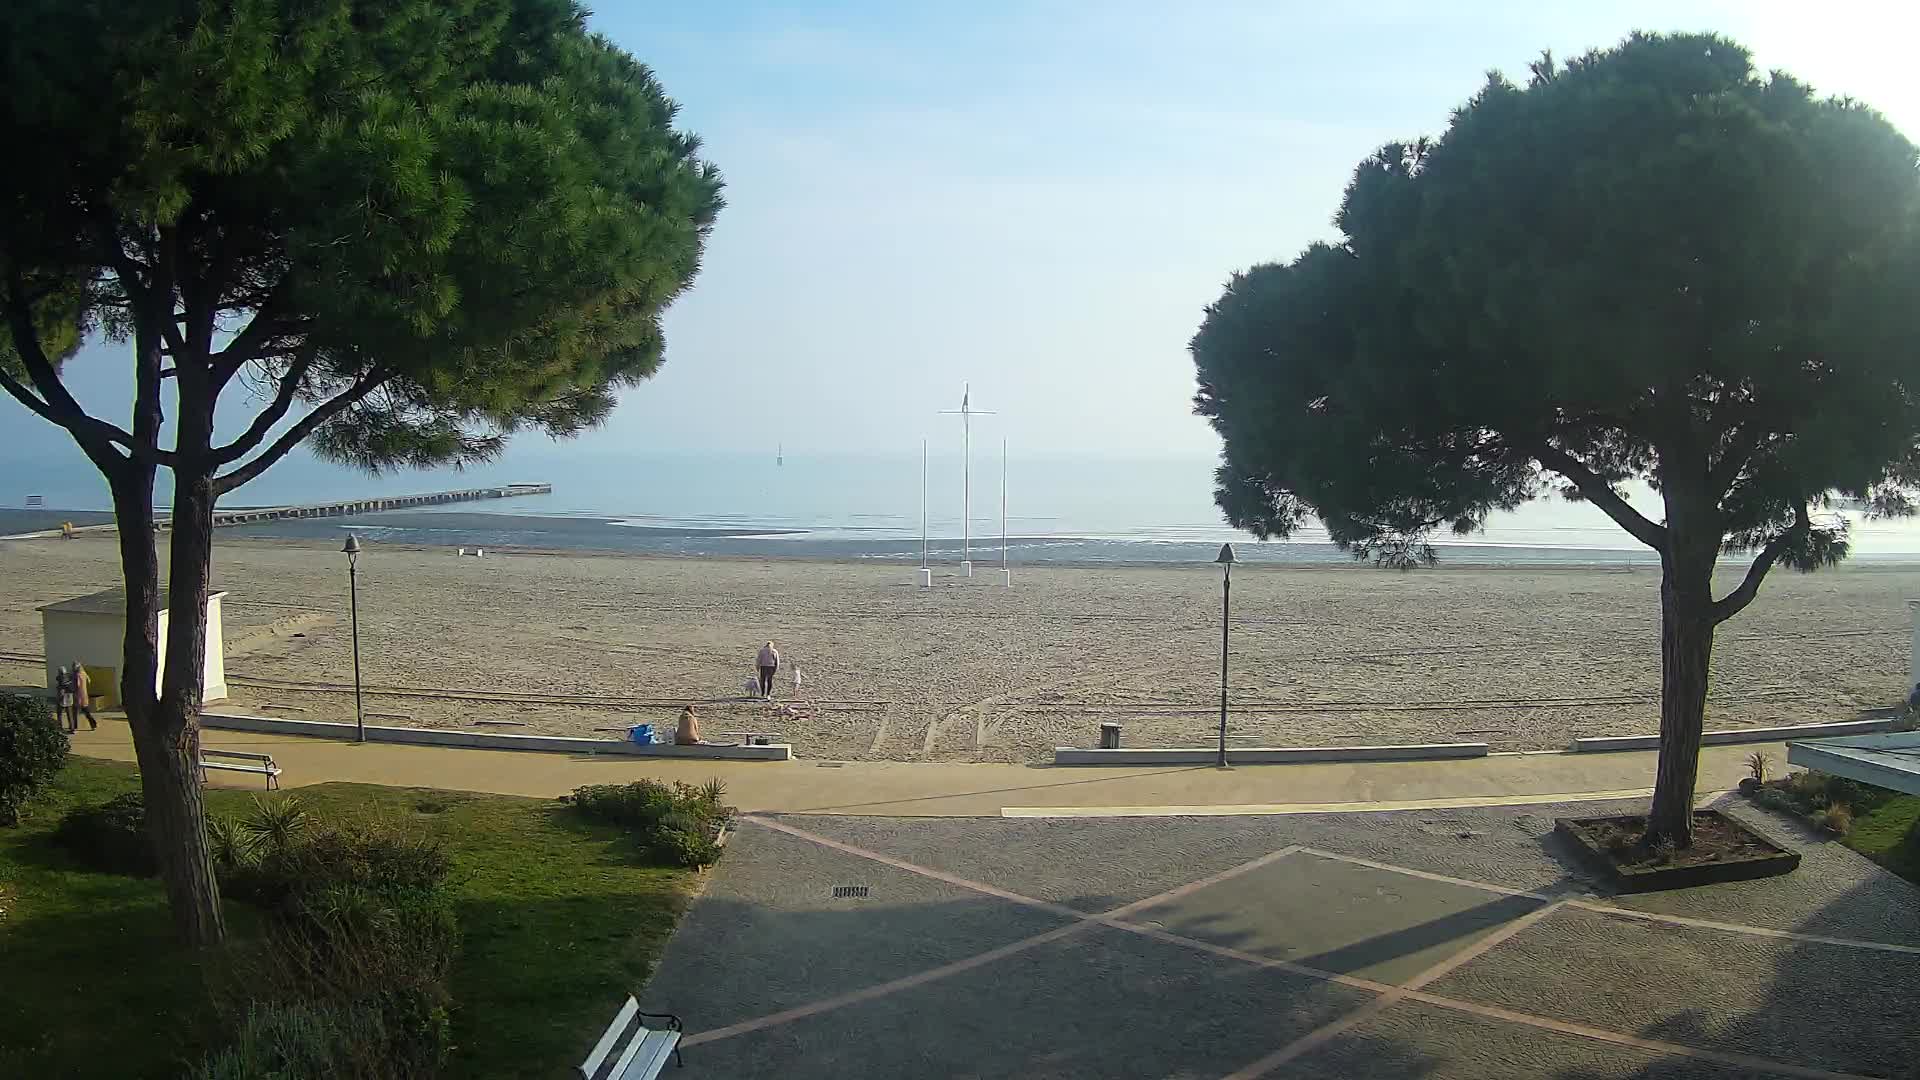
[38,589,229,707]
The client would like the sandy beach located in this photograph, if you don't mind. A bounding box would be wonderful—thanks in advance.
[1,533,1913,763]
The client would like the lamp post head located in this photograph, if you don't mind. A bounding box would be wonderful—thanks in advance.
[1215,542,1236,565]
[342,534,362,560]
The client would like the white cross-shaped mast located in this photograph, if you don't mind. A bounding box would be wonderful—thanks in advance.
[940,384,995,568]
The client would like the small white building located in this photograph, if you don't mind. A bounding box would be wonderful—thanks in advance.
[39,589,229,707]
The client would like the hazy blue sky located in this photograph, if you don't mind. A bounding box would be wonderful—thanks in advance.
[9,1,1919,467]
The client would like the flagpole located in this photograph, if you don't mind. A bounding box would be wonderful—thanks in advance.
[963,387,971,575]
[1000,439,1008,570]
[939,385,993,580]
[920,438,928,569]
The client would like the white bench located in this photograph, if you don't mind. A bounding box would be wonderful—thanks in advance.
[199,748,281,790]
[580,996,682,1079]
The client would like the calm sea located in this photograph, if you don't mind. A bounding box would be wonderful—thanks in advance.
[8,448,1920,566]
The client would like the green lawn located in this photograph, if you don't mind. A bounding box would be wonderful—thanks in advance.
[0,758,701,1079]
[1845,792,1920,885]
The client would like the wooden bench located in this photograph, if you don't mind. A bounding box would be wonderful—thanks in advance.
[199,748,281,790]
[580,997,682,1079]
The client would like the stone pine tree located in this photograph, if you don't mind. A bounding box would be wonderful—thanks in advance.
[1191,33,1920,845]
[0,0,723,943]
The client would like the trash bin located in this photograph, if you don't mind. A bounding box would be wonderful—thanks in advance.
[1098,722,1122,749]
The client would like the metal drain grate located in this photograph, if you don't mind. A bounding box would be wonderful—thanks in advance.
[832,885,870,899]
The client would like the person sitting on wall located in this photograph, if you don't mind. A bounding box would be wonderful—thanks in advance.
[676,705,704,746]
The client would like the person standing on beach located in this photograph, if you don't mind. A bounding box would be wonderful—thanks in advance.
[756,641,780,699]
[71,661,96,731]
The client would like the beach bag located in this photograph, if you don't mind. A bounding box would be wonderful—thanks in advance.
[627,724,655,746]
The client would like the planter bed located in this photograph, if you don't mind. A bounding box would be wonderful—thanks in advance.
[1555,810,1798,892]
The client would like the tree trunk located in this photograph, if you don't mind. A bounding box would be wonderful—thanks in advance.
[1645,537,1717,847]
[109,457,224,943]
[150,387,227,945]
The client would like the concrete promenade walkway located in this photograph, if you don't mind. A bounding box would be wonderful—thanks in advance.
[68,719,1779,816]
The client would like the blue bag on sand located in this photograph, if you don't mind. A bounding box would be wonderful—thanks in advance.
[628,724,654,746]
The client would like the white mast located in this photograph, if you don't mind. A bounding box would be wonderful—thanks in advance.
[920,438,928,569]
[940,384,994,577]
[1000,439,1012,585]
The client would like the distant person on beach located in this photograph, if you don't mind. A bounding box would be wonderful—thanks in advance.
[70,661,96,731]
[756,641,780,699]
[675,706,703,745]
[54,665,76,732]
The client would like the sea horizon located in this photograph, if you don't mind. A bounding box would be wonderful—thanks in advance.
[9,446,1920,566]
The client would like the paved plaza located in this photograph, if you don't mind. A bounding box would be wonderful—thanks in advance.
[645,798,1920,1079]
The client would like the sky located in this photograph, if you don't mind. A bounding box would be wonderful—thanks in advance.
[9,0,1920,470]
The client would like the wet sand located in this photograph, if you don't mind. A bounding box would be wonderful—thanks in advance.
[1,533,1913,762]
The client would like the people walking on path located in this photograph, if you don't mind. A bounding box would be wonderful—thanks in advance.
[70,660,96,731]
[54,665,75,732]
[756,641,780,699]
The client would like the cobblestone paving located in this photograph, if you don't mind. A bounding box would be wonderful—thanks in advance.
[641,796,1920,1079]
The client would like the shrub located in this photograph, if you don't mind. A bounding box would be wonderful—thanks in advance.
[241,793,314,857]
[1750,770,1899,833]
[52,792,153,875]
[0,694,68,826]
[562,778,733,868]
[1745,752,1772,784]
[1751,786,1799,816]
[564,779,686,830]
[228,815,453,908]
[213,816,459,1079]
[1813,802,1854,836]
[193,994,451,1080]
[207,813,257,876]
[651,825,721,869]
[193,1001,352,1080]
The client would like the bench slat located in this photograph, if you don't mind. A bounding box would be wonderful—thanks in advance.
[200,761,279,773]
[618,1031,680,1080]
[605,1020,650,1080]
[580,995,639,1078]
[203,749,274,764]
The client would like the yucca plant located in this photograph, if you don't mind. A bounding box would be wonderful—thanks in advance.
[206,814,258,874]
[242,795,314,858]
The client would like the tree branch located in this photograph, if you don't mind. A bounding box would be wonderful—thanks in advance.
[1708,424,1765,501]
[211,370,390,495]
[210,284,294,384]
[2,277,144,464]
[0,366,67,429]
[1531,441,1668,551]
[210,347,317,465]
[1710,503,1810,625]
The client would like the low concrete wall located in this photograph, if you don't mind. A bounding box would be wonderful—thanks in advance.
[1571,717,1895,753]
[202,712,792,760]
[1052,742,1489,766]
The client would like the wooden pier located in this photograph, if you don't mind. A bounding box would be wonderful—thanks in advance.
[200,483,552,529]
[1,484,551,540]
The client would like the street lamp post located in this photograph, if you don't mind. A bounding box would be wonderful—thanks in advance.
[1215,542,1236,767]
[342,535,365,743]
